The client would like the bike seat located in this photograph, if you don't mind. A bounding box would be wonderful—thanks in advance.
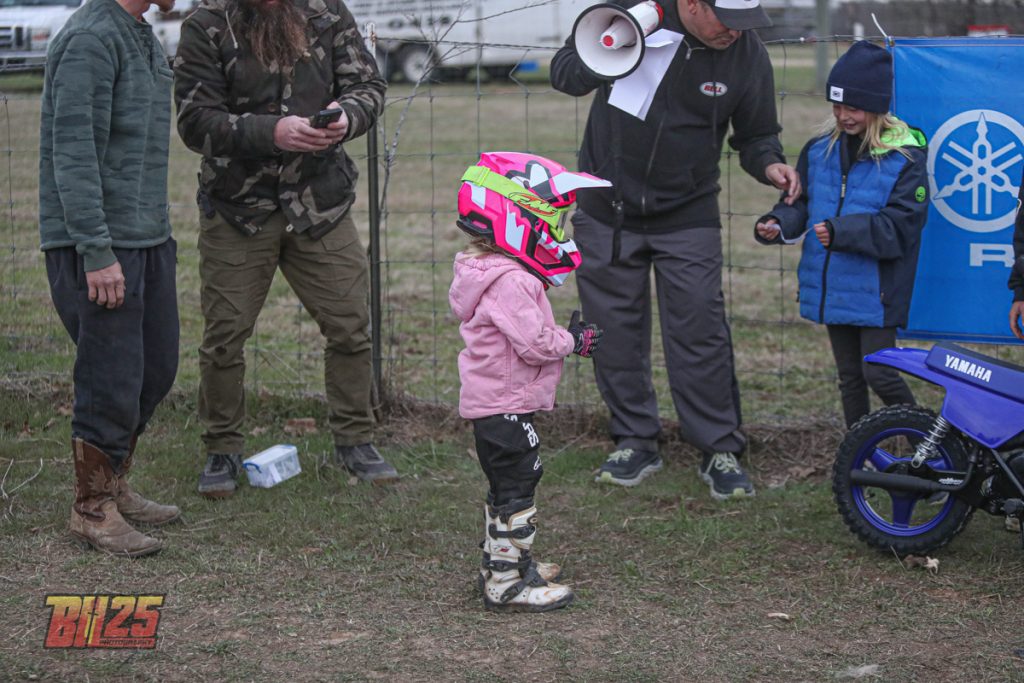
[926,343,1024,402]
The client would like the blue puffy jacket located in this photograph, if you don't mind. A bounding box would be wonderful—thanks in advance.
[756,124,929,327]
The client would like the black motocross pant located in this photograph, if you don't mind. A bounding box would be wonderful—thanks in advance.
[472,413,544,511]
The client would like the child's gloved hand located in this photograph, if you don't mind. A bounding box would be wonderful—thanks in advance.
[567,310,602,358]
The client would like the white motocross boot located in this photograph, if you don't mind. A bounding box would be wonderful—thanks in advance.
[479,504,561,592]
[482,505,574,612]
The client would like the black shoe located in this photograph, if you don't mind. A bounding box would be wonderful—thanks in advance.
[335,443,399,483]
[699,452,755,501]
[197,453,243,499]
[594,448,663,487]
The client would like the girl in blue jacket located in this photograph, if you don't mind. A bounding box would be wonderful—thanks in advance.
[755,41,930,428]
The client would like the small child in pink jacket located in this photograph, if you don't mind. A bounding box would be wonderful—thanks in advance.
[450,151,609,612]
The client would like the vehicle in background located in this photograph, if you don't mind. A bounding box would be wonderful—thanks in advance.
[350,0,600,82]
[147,0,191,59]
[0,0,192,73]
[0,0,76,71]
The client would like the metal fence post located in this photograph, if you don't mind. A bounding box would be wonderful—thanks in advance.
[367,122,382,402]
[365,22,383,402]
[815,0,831,92]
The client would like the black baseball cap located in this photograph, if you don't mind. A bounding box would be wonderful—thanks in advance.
[707,0,772,30]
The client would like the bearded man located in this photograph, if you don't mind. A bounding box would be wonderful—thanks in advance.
[174,0,394,497]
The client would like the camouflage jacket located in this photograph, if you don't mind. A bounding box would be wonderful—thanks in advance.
[174,0,385,237]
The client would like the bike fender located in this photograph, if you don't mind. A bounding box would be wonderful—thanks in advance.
[864,348,939,381]
[943,384,1024,448]
[866,347,1024,448]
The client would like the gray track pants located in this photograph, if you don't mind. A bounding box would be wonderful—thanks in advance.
[572,210,746,456]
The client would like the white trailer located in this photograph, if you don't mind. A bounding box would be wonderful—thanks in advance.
[349,0,600,81]
[0,0,190,72]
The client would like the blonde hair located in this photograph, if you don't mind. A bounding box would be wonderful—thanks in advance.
[462,237,508,258]
[823,111,913,161]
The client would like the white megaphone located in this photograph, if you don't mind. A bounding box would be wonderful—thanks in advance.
[571,1,664,80]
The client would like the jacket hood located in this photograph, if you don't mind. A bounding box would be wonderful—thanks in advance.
[450,252,526,322]
[882,120,926,147]
[873,119,927,155]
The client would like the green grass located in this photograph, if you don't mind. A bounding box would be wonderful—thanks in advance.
[4,46,1024,680]
[0,71,44,93]
[2,389,1024,681]
[5,49,1022,423]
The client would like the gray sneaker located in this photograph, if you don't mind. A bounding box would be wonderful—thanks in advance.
[198,453,243,498]
[335,443,399,484]
[699,452,755,501]
[594,448,663,487]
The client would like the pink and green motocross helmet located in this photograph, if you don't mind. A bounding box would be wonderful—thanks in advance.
[456,151,611,286]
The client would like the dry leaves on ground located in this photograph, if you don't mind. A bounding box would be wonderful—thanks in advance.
[284,418,318,435]
[902,555,940,573]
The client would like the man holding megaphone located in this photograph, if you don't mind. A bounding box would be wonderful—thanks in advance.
[551,0,800,499]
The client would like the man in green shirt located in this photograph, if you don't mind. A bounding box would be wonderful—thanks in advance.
[39,0,181,556]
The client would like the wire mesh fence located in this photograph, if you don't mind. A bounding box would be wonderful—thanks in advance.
[368,36,860,426]
[1,29,1021,432]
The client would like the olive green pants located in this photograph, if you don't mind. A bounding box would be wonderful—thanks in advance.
[197,209,373,455]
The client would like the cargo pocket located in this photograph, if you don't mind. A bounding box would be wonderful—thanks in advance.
[200,244,247,267]
[320,217,360,253]
[198,243,249,320]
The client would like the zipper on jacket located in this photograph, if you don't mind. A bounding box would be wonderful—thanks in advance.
[639,40,695,217]
[819,173,846,323]
[641,119,665,217]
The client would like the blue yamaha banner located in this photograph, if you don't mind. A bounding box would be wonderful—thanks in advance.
[893,37,1024,343]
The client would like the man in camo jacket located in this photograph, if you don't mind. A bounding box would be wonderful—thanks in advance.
[174,0,396,497]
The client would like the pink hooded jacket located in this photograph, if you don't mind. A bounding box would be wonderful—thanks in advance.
[449,252,575,419]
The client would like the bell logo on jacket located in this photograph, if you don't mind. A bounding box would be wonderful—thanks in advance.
[699,81,728,97]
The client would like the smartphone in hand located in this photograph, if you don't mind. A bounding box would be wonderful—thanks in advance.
[310,108,344,128]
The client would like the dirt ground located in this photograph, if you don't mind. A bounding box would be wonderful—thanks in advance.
[2,388,1023,682]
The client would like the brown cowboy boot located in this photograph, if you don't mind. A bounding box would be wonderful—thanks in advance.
[69,439,162,557]
[114,435,181,526]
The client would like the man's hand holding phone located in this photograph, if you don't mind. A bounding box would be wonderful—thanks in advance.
[273,101,348,152]
[310,107,343,128]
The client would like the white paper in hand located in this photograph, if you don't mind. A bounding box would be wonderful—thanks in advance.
[608,29,684,120]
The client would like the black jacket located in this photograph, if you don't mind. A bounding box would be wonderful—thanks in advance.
[1009,178,1024,302]
[550,0,785,232]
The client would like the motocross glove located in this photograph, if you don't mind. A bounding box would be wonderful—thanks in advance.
[567,310,602,358]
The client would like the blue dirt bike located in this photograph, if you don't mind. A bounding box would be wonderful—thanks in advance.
[832,343,1024,554]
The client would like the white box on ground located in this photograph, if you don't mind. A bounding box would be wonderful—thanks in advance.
[243,445,301,488]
